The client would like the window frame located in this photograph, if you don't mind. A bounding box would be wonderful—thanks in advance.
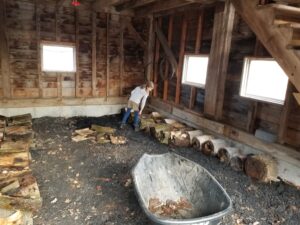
[181,54,209,88]
[240,57,288,105]
[41,41,77,73]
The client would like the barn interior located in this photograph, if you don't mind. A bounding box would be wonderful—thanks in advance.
[0,0,300,224]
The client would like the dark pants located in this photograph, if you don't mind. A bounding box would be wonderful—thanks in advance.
[121,108,139,128]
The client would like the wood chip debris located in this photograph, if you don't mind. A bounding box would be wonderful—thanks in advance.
[148,197,193,219]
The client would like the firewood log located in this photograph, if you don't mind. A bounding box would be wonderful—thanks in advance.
[0,169,31,181]
[0,141,30,153]
[0,194,42,212]
[0,152,30,168]
[140,117,156,132]
[109,135,127,145]
[185,130,203,145]
[192,135,214,151]
[90,125,116,134]
[150,123,174,144]
[0,116,6,128]
[164,119,186,129]
[5,133,34,143]
[7,114,32,127]
[244,154,278,182]
[170,131,190,147]
[0,210,22,225]
[5,126,32,136]
[217,147,241,163]
[202,139,228,156]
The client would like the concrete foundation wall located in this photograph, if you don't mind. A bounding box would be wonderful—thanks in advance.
[0,104,125,118]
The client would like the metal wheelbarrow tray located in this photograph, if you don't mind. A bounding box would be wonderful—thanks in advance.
[132,153,232,225]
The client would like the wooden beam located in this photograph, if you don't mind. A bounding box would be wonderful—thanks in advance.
[120,20,124,96]
[75,8,80,97]
[155,24,178,78]
[163,15,174,101]
[0,0,10,99]
[123,19,147,49]
[92,5,97,97]
[115,0,157,11]
[189,11,204,109]
[106,13,110,100]
[230,0,300,102]
[36,0,42,98]
[153,18,162,97]
[175,15,188,105]
[135,0,195,16]
[293,92,300,105]
[146,16,155,81]
[204,1,235,119]
[278,82,293,144]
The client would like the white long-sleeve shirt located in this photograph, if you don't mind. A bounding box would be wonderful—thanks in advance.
[129,86,149,111]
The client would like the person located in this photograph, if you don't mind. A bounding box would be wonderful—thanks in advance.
[120,81,154,131]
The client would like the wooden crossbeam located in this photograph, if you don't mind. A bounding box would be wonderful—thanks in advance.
[115,0,158,11]
[123,20,147,49]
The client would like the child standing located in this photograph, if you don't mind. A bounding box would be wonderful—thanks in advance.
[120,81,154,131]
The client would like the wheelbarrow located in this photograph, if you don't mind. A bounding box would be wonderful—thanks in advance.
[132,153,232,225]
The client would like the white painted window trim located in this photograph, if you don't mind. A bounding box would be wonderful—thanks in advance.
[181,54,209,88]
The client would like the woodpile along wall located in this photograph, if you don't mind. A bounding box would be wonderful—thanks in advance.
[0,113,41,224]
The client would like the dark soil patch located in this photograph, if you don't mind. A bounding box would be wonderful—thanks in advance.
[31,115,300,225]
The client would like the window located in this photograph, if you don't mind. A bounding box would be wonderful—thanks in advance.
[42,43,76,72]
[240,57,288,105]
[182,54,209,88]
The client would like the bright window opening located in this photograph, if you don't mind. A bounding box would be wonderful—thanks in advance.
[42,44,76,72]
[182,54,209,88]
[240,57,288,104]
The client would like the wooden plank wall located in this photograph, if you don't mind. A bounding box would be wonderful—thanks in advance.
[0,0,146,101]
[152,3,300,150]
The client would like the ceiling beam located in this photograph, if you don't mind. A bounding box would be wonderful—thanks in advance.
[135,0,220,16]
[115,0,158,12]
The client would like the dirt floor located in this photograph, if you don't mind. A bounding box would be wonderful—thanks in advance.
[31,115,300,225]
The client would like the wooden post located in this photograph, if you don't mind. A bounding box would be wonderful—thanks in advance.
[120,19,124,96]
[58,74,62,99]
[175,15,188,105]
[0,0,11,99]
[153,18,162,97]
[36,0,42,98]
[106,13,110,100]
[92,6,97,97]
[278,82,293,144]
[55,3,60,42]
[189,11,203,109]
[204,1,235,119]
[75,8,80,97]
[146,16,155,82]
[163,15,173,101]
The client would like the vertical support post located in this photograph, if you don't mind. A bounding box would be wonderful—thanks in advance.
[92,6,97,97]
[189,11,203,109]
[75,7,80,97]
[204,1,235,119]
[153,18,162,97]
[120,19,124,96]
[36,0,42,98]
[106,13,110,100]
[0,0,10,99]
[278,82,293,144]
[175,15,188,105]
[146,15,155,82]
[163,15,173,101]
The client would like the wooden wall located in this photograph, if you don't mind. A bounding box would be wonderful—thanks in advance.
[152,3,300,150]
[0,0,147,101]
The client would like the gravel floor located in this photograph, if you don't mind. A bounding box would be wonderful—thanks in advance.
[31,115,300,225]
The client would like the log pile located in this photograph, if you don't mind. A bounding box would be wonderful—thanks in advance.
[141,111,281,185]
[72,125,127,145]
[0,114,42,225]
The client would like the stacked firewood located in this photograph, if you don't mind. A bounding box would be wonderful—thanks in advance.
[0,114,42,225]
[140,112,278,184]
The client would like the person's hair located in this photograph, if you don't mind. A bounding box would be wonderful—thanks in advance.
[141,81,154,89]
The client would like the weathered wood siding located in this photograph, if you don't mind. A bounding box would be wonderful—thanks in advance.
[153,5,300,150]
[0,0,147,100]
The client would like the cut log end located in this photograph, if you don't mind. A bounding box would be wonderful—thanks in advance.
[244,154,278,182]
